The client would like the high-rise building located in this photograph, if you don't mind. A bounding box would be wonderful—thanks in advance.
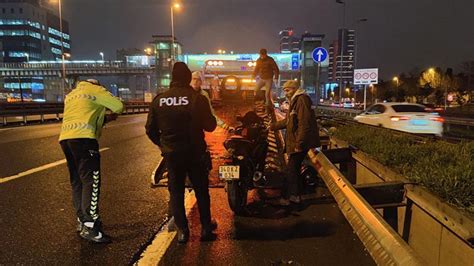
[0,0,71,62]
[0,0,71,101]
[279,27,300,53]
[328,29,355,88]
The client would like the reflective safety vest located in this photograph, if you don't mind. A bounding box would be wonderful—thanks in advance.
[59,81,123,141]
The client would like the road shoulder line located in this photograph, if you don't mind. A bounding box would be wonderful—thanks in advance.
[136,190,197,265]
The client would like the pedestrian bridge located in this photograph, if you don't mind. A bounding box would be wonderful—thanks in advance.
[0,61,154,78]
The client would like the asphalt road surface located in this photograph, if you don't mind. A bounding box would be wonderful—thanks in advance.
[0,114,169,265]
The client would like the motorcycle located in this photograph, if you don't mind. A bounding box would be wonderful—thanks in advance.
[219,111,269,215]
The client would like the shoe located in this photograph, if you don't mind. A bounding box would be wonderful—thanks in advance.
[200,228,217,242]
[76,218,83,232]
[279,198,291,206]
[289,195,301,204]
[209,219,218,231]
[79,222,111,244]
[177,228,189,244]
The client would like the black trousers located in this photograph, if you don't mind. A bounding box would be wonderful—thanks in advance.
[60,139,101,223]
[165,152,211,231]
[285,151,307,198]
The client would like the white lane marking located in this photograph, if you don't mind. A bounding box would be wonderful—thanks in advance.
[0,147,110,184]
[136,190,197,265]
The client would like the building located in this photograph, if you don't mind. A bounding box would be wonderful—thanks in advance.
[328,29,356,91]
[300,33,326,102]
[279,27,300,53]
[150,35,183,92]
[0,0,71,101]
[115,48,156,101]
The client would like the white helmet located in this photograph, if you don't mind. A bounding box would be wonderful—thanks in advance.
[86,79,100,85]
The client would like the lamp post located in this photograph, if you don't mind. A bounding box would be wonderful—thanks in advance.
[49,0,66,100]
[100,52,104,62]
[354,18,368,69]
[336,0,346,102]
[393,76,399,88]
[170,3,181,65]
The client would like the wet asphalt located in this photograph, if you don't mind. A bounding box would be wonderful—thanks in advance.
[0,114,169,265]
[0,103,375,265]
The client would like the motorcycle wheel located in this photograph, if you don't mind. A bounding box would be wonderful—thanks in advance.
[227,180,248,215]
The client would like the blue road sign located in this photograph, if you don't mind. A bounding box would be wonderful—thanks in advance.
[312,47,328,63]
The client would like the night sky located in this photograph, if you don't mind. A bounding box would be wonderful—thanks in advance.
[63,0,474,78]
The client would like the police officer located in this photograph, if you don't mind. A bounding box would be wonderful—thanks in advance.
[59,79,123,243]
[146,62,218,243]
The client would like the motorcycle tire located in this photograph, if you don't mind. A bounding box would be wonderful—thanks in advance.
[227,180,248,215]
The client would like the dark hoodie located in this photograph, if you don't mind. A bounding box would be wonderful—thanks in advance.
[145,62,217,154]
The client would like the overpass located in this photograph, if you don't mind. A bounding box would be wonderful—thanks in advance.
[0,61,154,78]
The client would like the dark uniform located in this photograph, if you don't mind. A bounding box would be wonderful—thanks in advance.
[145,62,217,242]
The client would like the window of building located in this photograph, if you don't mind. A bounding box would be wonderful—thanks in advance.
[19,8,23,14]
[2,8,6,14]
[51,47,62,55]
[10,8,14,14]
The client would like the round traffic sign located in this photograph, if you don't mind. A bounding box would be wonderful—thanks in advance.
[312,47,328,63]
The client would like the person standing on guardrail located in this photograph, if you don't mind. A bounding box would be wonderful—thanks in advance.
[270,80,320,206]
[145,62,218,244]
[252,48,280,113]
[59,79,123,243]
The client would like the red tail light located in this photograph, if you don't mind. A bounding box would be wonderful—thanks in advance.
[430,117,445,123]
[390,116,410,122]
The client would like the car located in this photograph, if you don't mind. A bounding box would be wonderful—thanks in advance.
[354,102,444,136]
[342,101,355,108]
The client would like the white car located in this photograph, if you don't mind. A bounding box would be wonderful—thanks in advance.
[354,103,444,136]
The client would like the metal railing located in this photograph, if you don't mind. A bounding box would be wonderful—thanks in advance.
[307,149,426,265]
[0,102,150,126]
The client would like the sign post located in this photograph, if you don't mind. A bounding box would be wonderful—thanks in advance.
[354,68,378,110]
[312,47,328,106]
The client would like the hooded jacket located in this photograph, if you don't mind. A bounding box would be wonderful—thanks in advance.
[59,81,123,141]
[271,89,320,154]
[145,63,217,155]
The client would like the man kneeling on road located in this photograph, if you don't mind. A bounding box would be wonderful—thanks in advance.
[59,79,123,243]
[270,80,320,206]
[146,62,218,244]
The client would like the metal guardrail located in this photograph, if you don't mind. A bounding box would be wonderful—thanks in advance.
[0,102,150,126]
[307,149,426,265]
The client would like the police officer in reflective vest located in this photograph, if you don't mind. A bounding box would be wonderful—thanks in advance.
[59,79,123,243]
[146,62,218,243]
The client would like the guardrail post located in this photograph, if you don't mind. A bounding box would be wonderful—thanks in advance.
[40,114,44,123]
[402,199,414,242]
[23,115,27,124]
[2,116,7,126]
[383,207,399,231]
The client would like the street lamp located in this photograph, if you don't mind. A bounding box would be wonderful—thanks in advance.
[100,52,104,61]
[355,18,368,68]
[336,0,346,102]
[49,0,66,100]
[393,76,399,87]
[170,3,181,65]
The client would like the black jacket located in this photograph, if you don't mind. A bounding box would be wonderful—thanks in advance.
[253,56,280,80]
[145,82,217,155]
[272,89,320,154]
